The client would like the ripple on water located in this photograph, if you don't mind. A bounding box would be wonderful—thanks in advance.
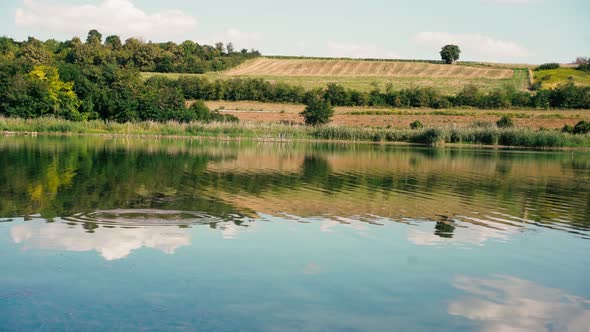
[60,209,237,227]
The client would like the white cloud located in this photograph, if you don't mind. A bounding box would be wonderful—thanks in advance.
[407,217,520,247]
[449,275,590,332]
[11,221,191,261]
[15,0,197,41]
[327,41,400,59]
[414,31,531,62]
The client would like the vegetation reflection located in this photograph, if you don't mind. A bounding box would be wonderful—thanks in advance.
[0,136,589,236]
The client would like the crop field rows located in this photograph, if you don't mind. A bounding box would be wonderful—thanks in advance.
[224,58,514,79]
[142,58,531,94]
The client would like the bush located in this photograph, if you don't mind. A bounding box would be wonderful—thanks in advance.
[300,98,334,126]
[410,120,424,129]
[496,116,514,128]
[573,121,590,134]
[530,81,542,91]
[535,63,560,71]
[184,100,239,123]
[417,128,447,145]
[577,57,590,71]
[562,124,574,134]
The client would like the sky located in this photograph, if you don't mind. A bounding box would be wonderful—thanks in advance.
[1,0,589,64]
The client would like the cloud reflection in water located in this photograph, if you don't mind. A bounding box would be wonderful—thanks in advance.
[449,275,590,332]
[9,208,255,260]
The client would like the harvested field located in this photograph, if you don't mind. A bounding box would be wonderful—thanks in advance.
[225,58,514,79]
[143,58,529,94]
[204,101,590,130]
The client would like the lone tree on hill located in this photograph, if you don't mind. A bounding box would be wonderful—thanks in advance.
[300,98,334,126]
[440,45,461,64]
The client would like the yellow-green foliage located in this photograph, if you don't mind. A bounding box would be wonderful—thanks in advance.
[28,65,81,118]
[534,68,590,89]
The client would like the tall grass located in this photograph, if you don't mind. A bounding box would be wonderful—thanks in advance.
[1,117,589,148]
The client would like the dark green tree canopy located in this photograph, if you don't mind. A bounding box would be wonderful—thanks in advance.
[86,29,103,45]
[440,45,461,64]
[105,35,122,50]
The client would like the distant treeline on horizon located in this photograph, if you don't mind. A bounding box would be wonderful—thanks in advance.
[0,29,260,74]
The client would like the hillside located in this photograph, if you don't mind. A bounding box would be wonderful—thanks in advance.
[225,58,514,78]
[216,58,529,94]
[533,67,590,89]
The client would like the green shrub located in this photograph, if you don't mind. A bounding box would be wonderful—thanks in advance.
[301,99,334,126]
[417,128,447,145]
[562,124,574,134]
[578,59,590,72]
[410,120,424,130]
[184,100,239,123]
[573,121,590,134]
[496,116,514,128]
[535,63,560,71]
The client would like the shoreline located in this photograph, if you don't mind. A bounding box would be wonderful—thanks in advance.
[3,129,590,152]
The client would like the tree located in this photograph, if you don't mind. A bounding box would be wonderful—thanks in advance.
[105,35,122,50]
[300,98,334,125]
[577,57,590,71]
[215,42,225,54]
[440,45,461,64]
[86,29,103,45]
[226,42,235,54]
[20,37,51,65]
[574,57,588,65]
[456,84,481,106]
[27,65,81,119]
[324,83,348,106]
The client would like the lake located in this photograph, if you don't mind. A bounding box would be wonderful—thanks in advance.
[1,136,589,331]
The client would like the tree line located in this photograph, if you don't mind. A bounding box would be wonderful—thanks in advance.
[0,30,260,74]
[2,64,589,123]
[0,29,255,122]
[166,76,590,109]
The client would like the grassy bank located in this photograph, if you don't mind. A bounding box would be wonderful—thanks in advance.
[1,117,589,148]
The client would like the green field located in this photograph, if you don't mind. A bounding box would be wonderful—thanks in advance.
[534,68,590,89]
[142,71,529,95]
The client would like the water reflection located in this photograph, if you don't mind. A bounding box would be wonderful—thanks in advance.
[407,219,519,246]
[449,275,590,332]
[7,208,260,260]
[0,136,589,238]
[11,220,192,260]
[1,137,589,331]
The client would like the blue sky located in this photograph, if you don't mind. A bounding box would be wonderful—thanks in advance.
[1,0,589,63]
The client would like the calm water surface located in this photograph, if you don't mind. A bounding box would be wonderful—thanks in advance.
[1,136,589,331]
